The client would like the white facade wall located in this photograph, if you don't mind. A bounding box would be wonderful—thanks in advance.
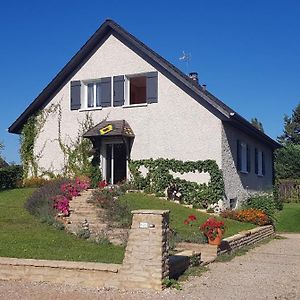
[34,34,222,183]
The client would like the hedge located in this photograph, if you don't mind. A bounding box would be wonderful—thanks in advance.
[0,165,23,190]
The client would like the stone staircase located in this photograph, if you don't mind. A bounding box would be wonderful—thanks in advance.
[65,190,128,245]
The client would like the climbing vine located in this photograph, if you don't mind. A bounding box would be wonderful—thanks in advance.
[129,158,225,207]
[20,104,59,178]
[57,106,100,180]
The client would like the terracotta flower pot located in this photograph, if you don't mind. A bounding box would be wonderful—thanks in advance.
[208,228,223,246]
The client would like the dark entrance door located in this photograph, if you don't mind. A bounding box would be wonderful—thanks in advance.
[105,143,127,184]
[113,143,127,184]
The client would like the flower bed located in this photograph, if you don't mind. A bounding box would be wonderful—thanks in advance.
[220,208,272,226]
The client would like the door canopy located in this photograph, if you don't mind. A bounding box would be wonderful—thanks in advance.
[83,120,135,139]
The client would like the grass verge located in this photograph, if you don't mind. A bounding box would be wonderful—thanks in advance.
[275,203,300,232]
[0,188,124,263]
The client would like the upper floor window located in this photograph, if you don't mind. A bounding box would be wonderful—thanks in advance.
[128,76,147,105]
[237,140,251,173]
[70,72,157,111]
[87,82,101,108]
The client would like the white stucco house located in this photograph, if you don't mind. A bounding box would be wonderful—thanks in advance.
[9,19,279,207]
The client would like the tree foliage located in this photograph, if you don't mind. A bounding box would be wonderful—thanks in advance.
[277,102,300,145]
[251,117,264,132]
[275,144,300,179]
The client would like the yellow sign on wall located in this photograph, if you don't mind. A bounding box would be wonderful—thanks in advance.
[99,124,113,135]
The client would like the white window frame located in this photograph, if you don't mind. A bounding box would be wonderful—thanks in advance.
[240,142,248,173]
[80,80,103,111]
[123,74,148,108]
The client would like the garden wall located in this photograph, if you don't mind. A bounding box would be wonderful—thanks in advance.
[218,225,275,255]
[0,210,170,291]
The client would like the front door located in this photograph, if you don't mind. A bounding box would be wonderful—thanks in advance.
[105,143,127,184]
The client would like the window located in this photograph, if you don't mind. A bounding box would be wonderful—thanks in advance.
[86,82,102,108]
[124,72,158,106]
[129,76,147,105]
[83,77,111,109]
[255,148,265,176]
[70,72,157,111]
[237,140,250,173]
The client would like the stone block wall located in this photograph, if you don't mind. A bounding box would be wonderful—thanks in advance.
[218,225,275,255]
[119,210,170,290]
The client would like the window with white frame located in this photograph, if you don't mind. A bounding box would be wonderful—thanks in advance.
[86,82,102,108]
[124,75,147,105]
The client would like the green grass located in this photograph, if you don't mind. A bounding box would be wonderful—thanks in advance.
[120,193,255,241]
[0,188,124,263]
[275,203,300,232]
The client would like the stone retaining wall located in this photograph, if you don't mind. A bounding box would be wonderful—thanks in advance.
[218,225,275,255]
[0,210,170,291]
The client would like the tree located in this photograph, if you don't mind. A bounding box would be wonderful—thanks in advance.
[277,102,300,145]
[251,117,264,132]
[0,141,8,168]
[275,144,300,179]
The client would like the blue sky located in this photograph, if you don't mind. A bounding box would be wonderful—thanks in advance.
[1,0,300,163]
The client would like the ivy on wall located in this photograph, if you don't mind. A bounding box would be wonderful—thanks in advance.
[20,102,101,183]
[129,158,225,207]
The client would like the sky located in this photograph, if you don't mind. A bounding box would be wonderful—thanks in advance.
[1,0,300,163]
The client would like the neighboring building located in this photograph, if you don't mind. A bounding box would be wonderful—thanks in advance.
[8,19,279,207]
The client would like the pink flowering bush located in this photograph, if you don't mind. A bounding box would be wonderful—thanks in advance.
[53,195,70,216]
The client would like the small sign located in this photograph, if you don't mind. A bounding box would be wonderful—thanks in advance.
[99,124,113,135]
[139,222,149,229]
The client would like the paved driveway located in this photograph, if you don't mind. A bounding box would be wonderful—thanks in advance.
[0,234,299,300]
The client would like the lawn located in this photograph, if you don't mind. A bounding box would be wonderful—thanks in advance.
[0,189,256,263]
[120,193,255,240]
[275,203,300,232]
[0,188,124,263]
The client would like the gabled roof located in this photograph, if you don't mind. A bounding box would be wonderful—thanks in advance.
[8,19,280,149]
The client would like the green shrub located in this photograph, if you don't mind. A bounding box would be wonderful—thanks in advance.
[0,165,23,190]
[243,195,276,217]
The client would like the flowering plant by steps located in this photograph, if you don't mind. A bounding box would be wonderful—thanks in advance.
[200,218,225,240]
[53,177,90,216]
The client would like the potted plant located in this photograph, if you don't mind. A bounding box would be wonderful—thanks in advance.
[200,218,225,246]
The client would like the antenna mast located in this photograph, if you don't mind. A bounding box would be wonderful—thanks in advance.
[179,51,191,74]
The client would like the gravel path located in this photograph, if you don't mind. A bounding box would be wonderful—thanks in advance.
[0,234,299,300]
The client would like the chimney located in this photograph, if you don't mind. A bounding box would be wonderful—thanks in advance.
[189,72,199,84]
[202,84,207,91]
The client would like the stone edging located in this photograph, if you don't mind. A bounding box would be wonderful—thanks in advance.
[218,225,275,255]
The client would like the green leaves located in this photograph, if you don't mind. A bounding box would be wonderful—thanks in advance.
[129,158,224,207]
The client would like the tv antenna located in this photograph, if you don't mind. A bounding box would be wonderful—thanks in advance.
[179,51,191,74]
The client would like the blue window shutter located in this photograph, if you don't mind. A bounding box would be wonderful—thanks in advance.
[255,148,258,174]
[262,152,266,175]
[146,72,158,103]
[113,75,125,107]
[247,145,251,173]
[237,140,241,171]
[70,81,81,110]
[99,77,112,107]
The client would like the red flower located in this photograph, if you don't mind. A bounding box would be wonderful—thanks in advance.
[98,180,108,189]
[188,214,197,221]
[184,219,190,225]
